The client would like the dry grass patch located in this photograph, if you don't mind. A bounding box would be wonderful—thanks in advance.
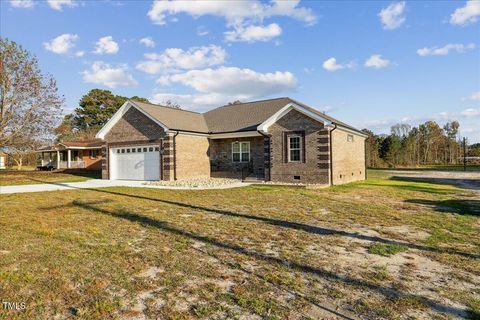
[0,170,100,186]
[0,170,479,319]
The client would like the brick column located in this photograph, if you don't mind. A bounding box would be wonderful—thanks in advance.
[263,135,271,181]
[162,135,174,181]
[317,129,331,185]
[101,144,108,179]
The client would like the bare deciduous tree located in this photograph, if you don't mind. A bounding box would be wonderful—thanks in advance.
[0,38,63,149]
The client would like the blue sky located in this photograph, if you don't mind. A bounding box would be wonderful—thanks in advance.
[1,0,479,142]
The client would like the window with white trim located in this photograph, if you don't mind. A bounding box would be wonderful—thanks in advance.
[347,134,354,142]
[232,141,250,162]
[288,135,302,162]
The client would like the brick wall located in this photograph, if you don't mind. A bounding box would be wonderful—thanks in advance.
[104,107,165,142]
[175,134,210,179]
[80,150,102,170]
[209,136,264,179]
[331,128,366,185]
[269,109,330,184]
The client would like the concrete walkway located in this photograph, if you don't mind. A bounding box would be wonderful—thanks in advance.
[0,179,251,195]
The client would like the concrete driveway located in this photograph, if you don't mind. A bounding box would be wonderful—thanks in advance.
[0,179,250,194]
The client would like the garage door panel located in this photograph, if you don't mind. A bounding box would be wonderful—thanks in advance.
[110,145,160,181]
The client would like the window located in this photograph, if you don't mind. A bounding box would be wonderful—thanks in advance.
[347,134,354,142]
[232,141,250,162]
[143,147,147,152]
[117,150,120,154]
[126,148,130,153]
[288,135,302,162]
[89,149,99,159]
[137,148,142,152]
[155,147,159,151]
[149,147,153,152]
[121,149,125,153]
[132,148,136,153]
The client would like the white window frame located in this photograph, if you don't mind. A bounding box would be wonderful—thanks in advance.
[288,134,302,162]
[347,134,354,142]
[232,141,250,163]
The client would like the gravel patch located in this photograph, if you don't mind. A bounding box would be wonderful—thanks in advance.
[144,176,241,188]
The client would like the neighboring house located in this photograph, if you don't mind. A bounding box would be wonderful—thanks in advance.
[36,140,102,170]
[95,97,367,185]
[0,152,7,169]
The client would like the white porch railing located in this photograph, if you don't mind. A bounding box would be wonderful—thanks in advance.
[38,159,85,169]
[67,161,85,169]
[58,160,85,169]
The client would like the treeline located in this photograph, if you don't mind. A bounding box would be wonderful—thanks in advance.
[362,120,470,168]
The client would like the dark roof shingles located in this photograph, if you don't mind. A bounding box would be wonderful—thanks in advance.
[131,97,364,135]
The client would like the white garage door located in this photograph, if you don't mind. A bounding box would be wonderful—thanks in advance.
[110,145,160,180]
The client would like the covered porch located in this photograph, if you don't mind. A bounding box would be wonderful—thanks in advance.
[36,140,102,171]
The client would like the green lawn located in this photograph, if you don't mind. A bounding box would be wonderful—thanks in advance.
[0,171,479,319]
[0,170,101,186]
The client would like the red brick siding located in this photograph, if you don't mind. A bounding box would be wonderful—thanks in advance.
[268,109,330,184]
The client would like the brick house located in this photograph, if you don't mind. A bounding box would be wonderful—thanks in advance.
[95,97,367,185]
[36,140,102,170]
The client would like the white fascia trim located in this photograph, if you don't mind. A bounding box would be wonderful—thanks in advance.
[95,100,169,140]
[336,125,368,138]
[174,131,210,137]
[63,146,102,150]
[35,149,57,153]
[209,131,262,139]
[257,102,333,133]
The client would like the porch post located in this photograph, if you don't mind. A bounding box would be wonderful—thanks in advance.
[67,149,71,169]
[56,150,60,169]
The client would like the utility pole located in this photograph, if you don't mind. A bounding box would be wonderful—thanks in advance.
[463,137,467,172]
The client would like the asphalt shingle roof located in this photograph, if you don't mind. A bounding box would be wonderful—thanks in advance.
[133,101,209,133]
[132,97,364,135]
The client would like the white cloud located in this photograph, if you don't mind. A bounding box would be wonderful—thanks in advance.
[378,1,406,30]
[139,37,156,48]
[9,0,34,8]
[136,45,226,74]
[417,43,475,56]
[147,0,317,26]
[466,91,480,101]
[450,0,480,25]
[197,26,209,36]
[461,108,480,117]
[47,0,76,11]
[224,23,282,42]
[322,57,355,72]
[303,67,314,74]
[75,50,85,57]
[94,36,119,55]
[364,54,390,68]
[147,0,315,43]
[82,62,138,88]
[43,33,78,54]
[153,66,297,109]
[150,93,229,110]
[162,66,297,95]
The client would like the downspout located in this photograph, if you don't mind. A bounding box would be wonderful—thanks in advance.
[364,137,368,181]
[173,130,179,180]
[329,124,337,186]
[257,130,270,181]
